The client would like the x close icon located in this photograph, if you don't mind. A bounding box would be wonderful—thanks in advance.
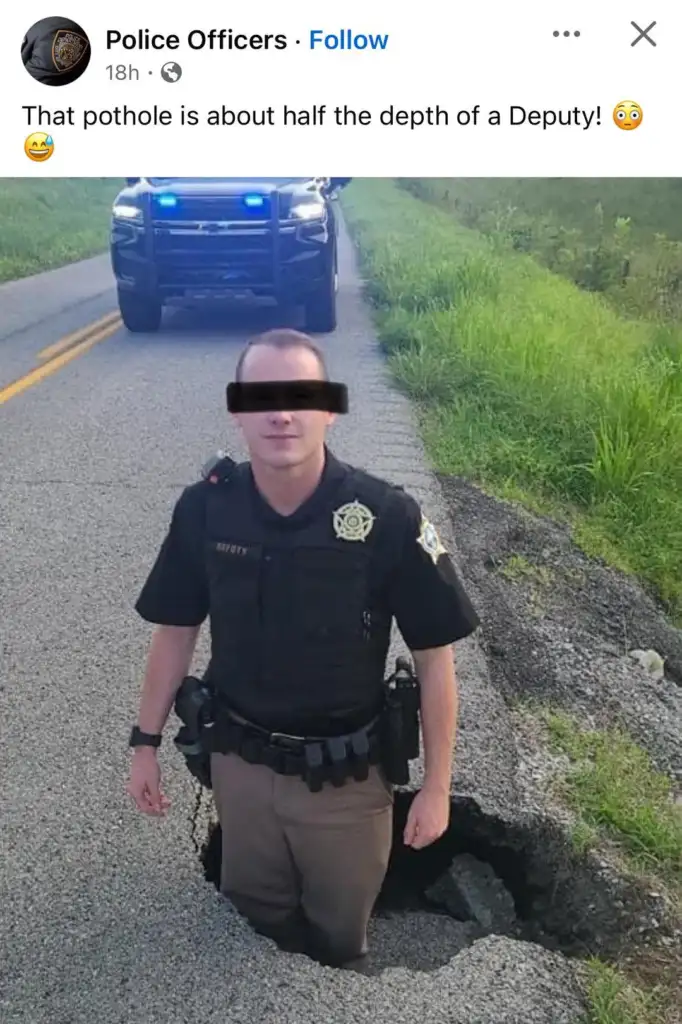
[631,20,657,46]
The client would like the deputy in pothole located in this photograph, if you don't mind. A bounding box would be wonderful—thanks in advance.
[126,327,480,970]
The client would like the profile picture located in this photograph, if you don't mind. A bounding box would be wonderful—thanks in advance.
[21,16,91,86]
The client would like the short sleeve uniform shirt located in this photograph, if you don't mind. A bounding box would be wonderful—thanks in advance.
[135,451,480,653]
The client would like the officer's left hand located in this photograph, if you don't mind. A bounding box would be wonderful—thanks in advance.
[403,785,450,849]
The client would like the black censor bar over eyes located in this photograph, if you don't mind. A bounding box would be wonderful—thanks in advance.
[227,381,348,414]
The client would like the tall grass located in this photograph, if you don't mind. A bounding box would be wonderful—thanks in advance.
[342,180,682,622]
[397,178,682,324]
[0,178,121,281]
[544,712,682,887]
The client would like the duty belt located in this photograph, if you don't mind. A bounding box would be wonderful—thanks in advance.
[211,709,382,792]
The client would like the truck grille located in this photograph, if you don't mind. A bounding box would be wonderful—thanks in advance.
[147,192,314,293]
[150,193,292,223]
[153,230,276,287]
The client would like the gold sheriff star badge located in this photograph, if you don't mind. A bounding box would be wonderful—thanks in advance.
[417,516,447,564]
[332,500,376,541]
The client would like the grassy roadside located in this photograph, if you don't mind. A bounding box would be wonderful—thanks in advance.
[340,179,682,625]
[397,178,682,325]
[542,711,681,893]
[340,178,682,1023]
[579,955,679,1024]
[542,710,681,1024]
[394,179,682,244]
[0,178,120,282]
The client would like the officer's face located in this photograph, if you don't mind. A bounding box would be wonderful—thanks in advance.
[233,345,336,467]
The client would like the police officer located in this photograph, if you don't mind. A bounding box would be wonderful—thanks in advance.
[21,17,91,86]
[126,328,480,969]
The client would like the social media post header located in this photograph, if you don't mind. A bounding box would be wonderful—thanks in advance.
[2,2,678,175]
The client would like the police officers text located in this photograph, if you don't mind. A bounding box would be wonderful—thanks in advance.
[105,29,288,51]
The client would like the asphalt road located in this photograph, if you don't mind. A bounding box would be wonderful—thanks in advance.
[0,220,584,1023]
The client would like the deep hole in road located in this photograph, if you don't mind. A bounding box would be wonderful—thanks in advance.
[193,788,588,973]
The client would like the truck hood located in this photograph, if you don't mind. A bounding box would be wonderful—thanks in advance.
[139,178,318,196]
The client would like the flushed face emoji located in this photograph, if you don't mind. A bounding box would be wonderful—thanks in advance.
[613,101,642,130]
[25,132,55,160]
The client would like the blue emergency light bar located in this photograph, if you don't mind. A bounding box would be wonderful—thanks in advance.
[153,192,267,213]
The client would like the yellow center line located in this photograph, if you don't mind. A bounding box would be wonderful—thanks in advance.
[37,310,121,362]
[0,317,122,406]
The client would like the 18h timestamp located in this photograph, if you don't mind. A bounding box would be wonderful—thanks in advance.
[107,65,142,80]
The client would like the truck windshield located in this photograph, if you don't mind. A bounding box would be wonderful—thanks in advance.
[146,178,311,185]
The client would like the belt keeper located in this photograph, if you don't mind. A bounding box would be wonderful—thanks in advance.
[283,751,303,776]
[240,737,260,763]
[225,723,241,751]
[262,746,279,772]
[303,742,324,792]
[326,736,348,787]
[369,734,381,765]
[350,731,370,782]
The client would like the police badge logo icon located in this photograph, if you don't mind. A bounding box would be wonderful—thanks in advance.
[332,501,375,542]
[21,17,91,86]
[417,516,447,564]
[52,29,88,72]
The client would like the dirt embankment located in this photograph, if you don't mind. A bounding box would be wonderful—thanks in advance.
[429,476,682,1014]
[439,475,682,786]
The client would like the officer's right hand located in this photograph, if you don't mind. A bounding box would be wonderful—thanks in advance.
[126,749,171,816]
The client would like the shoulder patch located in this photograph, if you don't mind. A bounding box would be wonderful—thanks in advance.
[52,29,88,71]
[416,515,447,564]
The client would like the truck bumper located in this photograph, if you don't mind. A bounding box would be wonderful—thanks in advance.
[111,193,333,304]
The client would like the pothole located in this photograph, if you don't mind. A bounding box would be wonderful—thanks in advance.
[190,784,662,974]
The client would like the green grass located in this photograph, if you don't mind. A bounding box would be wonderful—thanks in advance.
[0,178,121,281]
[397,178,682,324]
[340,179,682,624]
[396,178,682,244]
[542,711,681,890]
[580,958,674,1024]
[533,708,681,1024]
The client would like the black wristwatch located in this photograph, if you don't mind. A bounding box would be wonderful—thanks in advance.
[129,725,162,749]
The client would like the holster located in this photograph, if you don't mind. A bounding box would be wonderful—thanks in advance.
[173,675,215,789]
[379,656,421,786]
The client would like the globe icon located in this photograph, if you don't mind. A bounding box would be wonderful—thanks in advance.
[161,62,182,83]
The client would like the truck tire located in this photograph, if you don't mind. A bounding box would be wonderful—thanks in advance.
[303,246,337,334]
[118,288,162,333]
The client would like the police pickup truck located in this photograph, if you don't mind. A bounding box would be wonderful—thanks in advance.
[110,177,352,334]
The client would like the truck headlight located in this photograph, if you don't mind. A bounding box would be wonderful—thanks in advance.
[291,198,325,220]
[112,203,143,221]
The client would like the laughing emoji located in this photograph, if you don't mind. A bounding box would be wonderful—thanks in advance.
[25,132,55,161]
[613,101,643,130]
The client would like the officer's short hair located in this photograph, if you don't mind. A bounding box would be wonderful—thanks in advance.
[234,329,329,382]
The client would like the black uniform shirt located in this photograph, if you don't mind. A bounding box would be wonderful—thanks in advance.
[136,451,479,652]
[136,450,479,654]
[136,451,481,731]
[21,17,91,86]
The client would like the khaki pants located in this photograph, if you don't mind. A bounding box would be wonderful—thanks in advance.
[210,751,394,967]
